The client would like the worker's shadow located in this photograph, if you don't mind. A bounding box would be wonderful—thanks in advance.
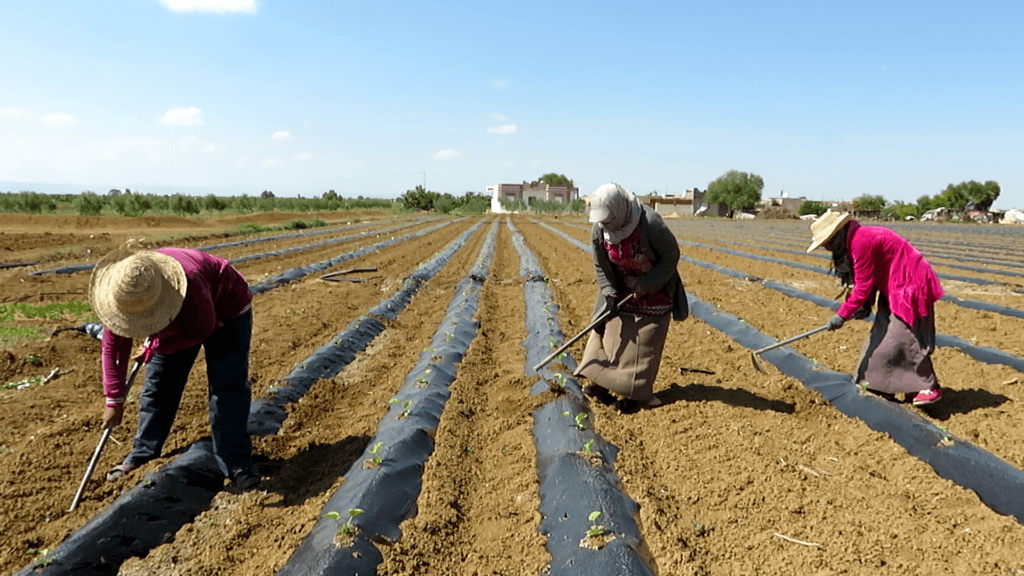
[254,434,371,507]
[657,383,795,414]
[916,388,1010,421]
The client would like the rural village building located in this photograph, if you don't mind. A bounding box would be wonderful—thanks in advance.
[488,181,580,213]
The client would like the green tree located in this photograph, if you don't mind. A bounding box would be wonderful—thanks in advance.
[322,190,338,200]
[798,200,827,217]
[852,194,886,212]
[705,170,764,217]
[940,180,1000,212]
[398,185,440,211]
[203,194,228,212]
[882,201,920,221]
[169,194,201,217]
[539,173,574,187]
[75,192,105,216]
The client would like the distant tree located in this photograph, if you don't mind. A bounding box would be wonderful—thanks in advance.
[322,190,338,200]
[260,190,275,199]
[940,180,1000,212]
[882,201,920,221]
[203,194,228,212]
[852,194,886,212]
[434,193,456,214]
[798,200,828,217]
[169,194,201,217]
[107,189,122,196]
[75,192,105,216]
[398,185,440,211]
[705,170,764,217]
[539,173,574,188]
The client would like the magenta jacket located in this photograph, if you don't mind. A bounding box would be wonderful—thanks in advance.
[101,248,253,403]
[835,221,943,325]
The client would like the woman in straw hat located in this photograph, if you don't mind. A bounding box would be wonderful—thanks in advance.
[573,183,688,413]
[808,211,944,405]
[90,244,260,491]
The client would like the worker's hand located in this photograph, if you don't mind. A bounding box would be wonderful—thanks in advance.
[605,293,619,315]
[827,314,846,331]
[633,285,648,299]
[103,404,124,429]
[134,339,155,364]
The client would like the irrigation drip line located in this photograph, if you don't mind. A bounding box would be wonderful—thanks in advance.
[14,219,486,576]
[511,219,657,576]
[27,217,423,276]
[534,219,1024,526]
[278,219,499,575]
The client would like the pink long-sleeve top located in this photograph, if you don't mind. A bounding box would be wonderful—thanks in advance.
[101,248,252,404]
[835,221,944,326]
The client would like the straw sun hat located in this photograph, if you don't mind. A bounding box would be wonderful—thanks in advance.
[806,211,852,253]
[89,247,187,338]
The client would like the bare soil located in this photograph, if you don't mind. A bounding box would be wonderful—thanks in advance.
[2,213,1023,575]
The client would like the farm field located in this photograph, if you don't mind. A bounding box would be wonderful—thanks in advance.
[2,212,1024,575]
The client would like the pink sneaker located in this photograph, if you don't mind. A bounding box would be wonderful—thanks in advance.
[912,386,942,406]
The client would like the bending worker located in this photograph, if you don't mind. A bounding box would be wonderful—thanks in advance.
[807,211,944,405]
[90,243,260,491]
[573,183,688,412]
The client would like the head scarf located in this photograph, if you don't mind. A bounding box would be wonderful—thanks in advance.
[588,183,642,244]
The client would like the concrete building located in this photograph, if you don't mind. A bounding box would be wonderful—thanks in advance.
[488,180,580,213]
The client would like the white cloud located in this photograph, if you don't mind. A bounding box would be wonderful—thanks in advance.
[271,130,293,141]
[434,148,461,159]
[1,107,30,119]
[487,124,517,135]
[262,157,284,168]
[494,79,508,88]
[161,0,257,14]
[290,152,311,161]
[490,113,508,122]
[41,112,78,127]
[161,106,204,126]
[203,143,226,154]
[234,156,250,168]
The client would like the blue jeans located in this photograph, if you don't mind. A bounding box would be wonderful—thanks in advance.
[126,310,255,478]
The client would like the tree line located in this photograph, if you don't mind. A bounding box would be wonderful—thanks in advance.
[701,170,1002,220]
[0,190,397,217]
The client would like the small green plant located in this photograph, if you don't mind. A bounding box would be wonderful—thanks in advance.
[2,375,44,390]
[586,511,605,538]
[143,478,155,488]
[444,331,454,342]
[325,508,364,536]
[267,385,279,394]
[0,445,11,455]
[575,412,588,430]
[550,372,567,390]
[400,400,412,418]
[561,411,570,417]
[388,398,400,404]
[582,439,595,454]
[370,441,383,454]
[25,354,42,366]
[29,548,53,567]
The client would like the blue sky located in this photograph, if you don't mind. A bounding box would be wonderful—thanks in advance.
[2,0,1022,209]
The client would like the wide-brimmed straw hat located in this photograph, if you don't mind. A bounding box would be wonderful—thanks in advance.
[806,211,852,253]
[89,248,187,338]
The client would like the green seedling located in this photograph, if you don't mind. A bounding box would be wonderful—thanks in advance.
[388,398,400,404]
[369,441,383,454]
[25,354,42,366]
[561,411,571,417]
[423,347,434,353]
[582,439,595,454]
[400,400,412,418]
[143,478,155,488]
[325,508,364,536]
[29,548,53,567]
[444,332,454,342]
[550,373,567,390]
[267,385,279,394]
[299,362,307,370]
[415,376,428,386]
[575,413,588,430]
[586,511,605,538]
[465,446,473,455]
[2,376,44,390]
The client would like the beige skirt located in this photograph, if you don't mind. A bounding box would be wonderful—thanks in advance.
[855,294,938,394]
[573,312,671,401]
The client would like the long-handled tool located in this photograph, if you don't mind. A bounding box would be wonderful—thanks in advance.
[533,294,634,373]
[69,359,144,512]
[750,325,830,374]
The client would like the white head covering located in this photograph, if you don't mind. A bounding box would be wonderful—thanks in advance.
[588,183,642,244]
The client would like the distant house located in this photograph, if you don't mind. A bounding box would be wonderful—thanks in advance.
[488,180,580,213]
[644,189,696,217]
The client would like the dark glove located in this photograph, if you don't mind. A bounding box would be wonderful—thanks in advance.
[604,293,619,316]
[827,314,845,330]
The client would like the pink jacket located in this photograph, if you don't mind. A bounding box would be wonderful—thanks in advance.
[836,221,943,325]
[101,248,252,403]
